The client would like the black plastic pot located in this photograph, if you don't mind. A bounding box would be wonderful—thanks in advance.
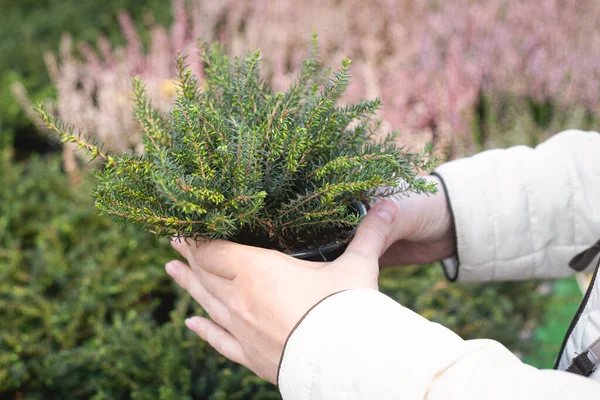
[287,202,368,262]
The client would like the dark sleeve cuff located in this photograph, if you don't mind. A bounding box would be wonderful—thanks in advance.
[430,171,460,282]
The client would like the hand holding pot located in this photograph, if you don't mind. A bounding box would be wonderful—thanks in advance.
[166,200,398,384]
[375,175,456,267]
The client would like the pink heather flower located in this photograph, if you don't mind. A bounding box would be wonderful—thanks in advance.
[15,0,600,168]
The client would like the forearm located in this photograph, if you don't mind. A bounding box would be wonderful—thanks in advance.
[435,130,600,281]
[278,289,600,399]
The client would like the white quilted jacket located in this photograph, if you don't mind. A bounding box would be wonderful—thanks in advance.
[278,130,600,399]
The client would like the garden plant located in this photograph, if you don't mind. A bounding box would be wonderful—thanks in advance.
[37,40,436,257]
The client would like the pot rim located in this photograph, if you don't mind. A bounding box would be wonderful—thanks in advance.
[287,201,368,260]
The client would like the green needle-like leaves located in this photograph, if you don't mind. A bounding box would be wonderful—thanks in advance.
[36,39,437,252]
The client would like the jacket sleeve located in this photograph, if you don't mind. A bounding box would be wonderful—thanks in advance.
[433,130,600,282]
[278,289,600,399]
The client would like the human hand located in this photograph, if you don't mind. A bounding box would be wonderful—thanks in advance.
[166,200,398,384]
[375,175,455,267]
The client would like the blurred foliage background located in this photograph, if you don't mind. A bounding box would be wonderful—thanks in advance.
[1,0,596,398]
[0,0,170,154]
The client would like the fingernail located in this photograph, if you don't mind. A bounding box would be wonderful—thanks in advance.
[374,200,398,224]
[165,262,177,278]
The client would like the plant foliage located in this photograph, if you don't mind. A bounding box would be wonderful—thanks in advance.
[37,39,436,251]
[0,150,547,398]
[0,150,278,399]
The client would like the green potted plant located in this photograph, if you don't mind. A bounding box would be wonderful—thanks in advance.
[37,39,436,261]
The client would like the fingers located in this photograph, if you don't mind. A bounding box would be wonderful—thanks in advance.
[166,260,232,329]
[172,238,258,280]
[185,316,249,367]
[188,262,233,304]
[344,200,398,261]
[171,237,196,262]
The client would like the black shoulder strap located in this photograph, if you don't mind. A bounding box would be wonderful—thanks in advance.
[569,239,600,272]
[565,243,600,376]
[555,247,600,370]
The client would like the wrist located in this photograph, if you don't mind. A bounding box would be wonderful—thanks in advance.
[429,172,457,259]
[395,175,452,243]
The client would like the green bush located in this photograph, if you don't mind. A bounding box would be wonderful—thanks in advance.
[0,147,548,398]
[0,150,278,399]
[39,44,435,248]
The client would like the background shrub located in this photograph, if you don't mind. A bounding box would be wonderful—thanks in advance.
[0,148,547,398]
[0,150,278,399]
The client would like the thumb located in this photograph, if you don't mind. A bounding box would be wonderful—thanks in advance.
[344,200,398,261]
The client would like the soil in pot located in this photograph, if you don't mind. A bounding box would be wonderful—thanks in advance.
[230,202,368,262]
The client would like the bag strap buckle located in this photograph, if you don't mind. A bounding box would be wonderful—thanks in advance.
[566,336,600,377]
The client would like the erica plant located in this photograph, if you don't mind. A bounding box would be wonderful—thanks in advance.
[37,41,435,252]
